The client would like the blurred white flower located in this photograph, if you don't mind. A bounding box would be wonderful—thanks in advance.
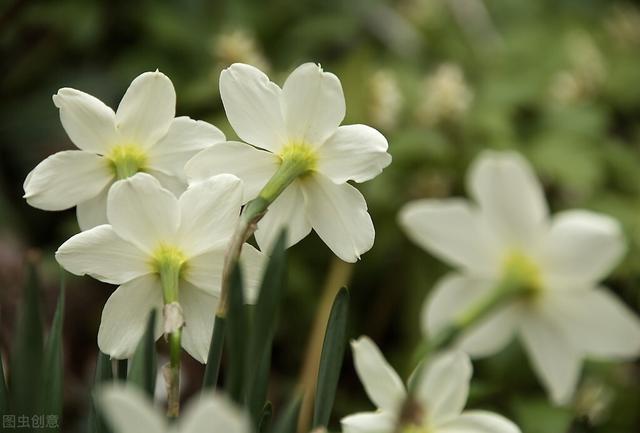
[55,173,264,362]
[341,336,520,433]
[368,69,403,131]
[416,63,473,127]
[399,150,640,405]
[23,71,225,230]
[99,385,250,433]
[186,63,391,263]
[213,29,270,71]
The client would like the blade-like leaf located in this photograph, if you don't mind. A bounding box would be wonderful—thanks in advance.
[270,394,302,433]
[225,265,247,403]
[312,287,350,429]
[259,401,273,433]
[246,230,287,423]
[88,352,113,433]
[10,261,44,416]
[202,314,226,390]
[42,275,66,427]
[128,310,157,397]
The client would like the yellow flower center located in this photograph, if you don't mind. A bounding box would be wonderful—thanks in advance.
[502,251,544,297]
[150,243,188,304]
[106,143,148,179]
[277,142,318,176]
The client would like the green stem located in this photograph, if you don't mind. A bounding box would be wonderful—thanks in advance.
[160,261,183,417]
[202,315,226,390]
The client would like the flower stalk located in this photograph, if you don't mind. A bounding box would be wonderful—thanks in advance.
[160,260,183,418]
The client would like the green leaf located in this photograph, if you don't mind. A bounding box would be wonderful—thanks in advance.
[259,401,273,433]
[312,287,350,429]
[128,309,157,397]
[225,265,247,403]
[270,394,302,433]
[10,262,43,416]
[116,359,128,381]
[42,274,66,427]
[88,352,113,433]
[0,315,8,415]
[202,314,226,390]
[246,230,287,423]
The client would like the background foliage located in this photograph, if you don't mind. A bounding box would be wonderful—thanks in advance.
[1,0,640,432]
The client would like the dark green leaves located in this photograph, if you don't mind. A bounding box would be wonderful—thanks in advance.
[88,351,113,433]
[312,287,350,429]
[42,276,65,426]
[270,395,302,433]
[225,265,248,403]
[202,314,226,390]
[10,262,44,416]
[128,310,158,397]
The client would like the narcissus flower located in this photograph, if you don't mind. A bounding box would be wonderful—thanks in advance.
[185,63,391,263]
[24,71,225,230]
[99,385,250,433]
[399,150,640,404]
[55,173,263,362]
[341,336,520,433]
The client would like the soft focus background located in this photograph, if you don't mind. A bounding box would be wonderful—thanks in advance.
[2,0,640,431]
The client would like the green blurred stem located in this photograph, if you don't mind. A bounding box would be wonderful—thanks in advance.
[160,260,183,418]
[396,273,532,430]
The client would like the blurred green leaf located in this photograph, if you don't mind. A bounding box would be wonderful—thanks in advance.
[259,401,273,433]
[42,275,65,427]
[512,397,573,433]
[88,352,113,433]
[116,359,128,381]
[225,265,247,403]
[0,327,7,415]
[202,315,226,390]
[128,310,157,397]
[312,287,350,429]
[270,394,302,433]
[10,262,43,416]
[246,230,288,423]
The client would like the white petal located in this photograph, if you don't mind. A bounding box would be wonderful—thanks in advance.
[303,174,374,263]
[56,225,150,285]
[181,393,251,433]
[98,275,164,359]
[415,351,471,425]
[185,245,264,303]
[542,210,626,288]
[254,181,311,252]
[52,88,118,153]
[422,274,518,359]
[282,63,345,146]
[116,71,176,148]
[107,173,180,253]
[437,411,521,433]
[317,125,391,183]
[519,311,582,405]
[180,282,220,363]
[178,174,243,256]
[185,141,279,203]
[350,336,406,412]
[468,151,548,250]
[77,185,110,230]
[399,199,500,276]
[219,63,286,152]
[23,151,114,211]
[148,116,225,178]
[98,385,167,433]
[146,169,188,197]
[341,411,396,433]
[545,288,640,359]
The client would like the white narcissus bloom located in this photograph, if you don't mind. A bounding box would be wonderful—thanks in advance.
[24,71,225,230]
[399,150,640,405]
[341,336,520,433]
[185,63,391,263]
[55,173,264,362]
[99,385,250,433]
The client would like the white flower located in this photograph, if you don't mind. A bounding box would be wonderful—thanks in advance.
[399,150,640,405]
[24,71,225,230]
[98,385,250,433]
[185,63,391,263]
[341,336,520,433]
[55,173,264,362]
